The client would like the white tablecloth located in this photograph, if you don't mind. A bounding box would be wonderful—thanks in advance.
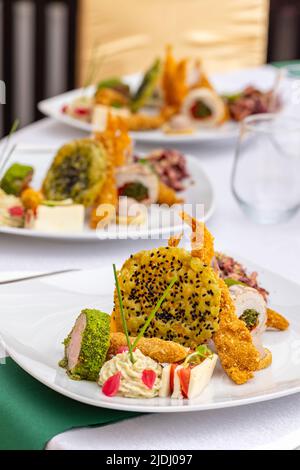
[1,117,300,450]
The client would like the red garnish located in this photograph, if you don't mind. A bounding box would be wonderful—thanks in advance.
[74,107,90,116]
[170,363,178,394]
[177,367,191,399]
[61,104,68,113]
[102,372,122,397]
[142,369,156,389]
[9,206,24,218]
[116,346,129,354]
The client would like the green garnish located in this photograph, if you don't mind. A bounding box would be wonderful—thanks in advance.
[111,101,123,108]
[240,309,260,331]
[119,182,149,202]
[183,344,213,367]
[191,101,212,119]
[222,92,242,103]
[113,264,135,363]
[41,199,73,207]
[224,278,247,288]
[131,276,178,350]
[96,78,123,92]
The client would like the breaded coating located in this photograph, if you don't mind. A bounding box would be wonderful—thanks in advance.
[168,232,183,248]
[180,212,215,265]
[125,106,176,131]
[108,332,188,363]
[267,308,289,331]
[162,45,188,109]
[158,181,183,206]
[257,348,272,371]
[90,157,118,229]
[213,279,260,385]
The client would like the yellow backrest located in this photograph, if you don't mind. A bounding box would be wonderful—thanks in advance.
[77,0,269,85]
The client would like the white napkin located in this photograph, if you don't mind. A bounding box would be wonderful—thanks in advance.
[47,393,300,450]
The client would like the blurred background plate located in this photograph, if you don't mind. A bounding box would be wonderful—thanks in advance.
[0,145,216,241]
[38,66,278,144]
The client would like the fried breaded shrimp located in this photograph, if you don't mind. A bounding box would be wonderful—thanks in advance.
[89,158,117,228]
[162,45,188,109]
[180,212,214,265]
[125,107,176,131]
[108,332,188,363]
[267,308,289,331]
[158,181,183,206]
[168,232,183,248]
[180,214,262,384]
[95,113,132,167]
[213,279,260,384]
[257,348,272,370]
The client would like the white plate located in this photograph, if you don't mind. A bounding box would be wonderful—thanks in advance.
[38,65,278,144]
[0,256,298,413]
[0,145,215,240]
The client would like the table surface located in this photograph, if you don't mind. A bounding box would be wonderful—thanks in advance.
[1,110,300,449]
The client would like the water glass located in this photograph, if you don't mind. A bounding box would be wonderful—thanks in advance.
[231,114,300,224]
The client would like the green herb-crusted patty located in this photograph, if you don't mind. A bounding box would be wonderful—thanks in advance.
[0,163,33,196]
[42,139,107,207]
[60,308,111,381]
[114,247,221,348]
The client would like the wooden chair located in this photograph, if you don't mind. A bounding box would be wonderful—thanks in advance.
[77,0,270,85]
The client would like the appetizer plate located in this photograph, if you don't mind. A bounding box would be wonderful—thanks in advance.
[0,145,215,241]
[38,65,278,144]
[0,257,299,413]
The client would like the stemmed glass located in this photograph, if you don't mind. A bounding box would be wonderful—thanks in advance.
[231,114,300,224]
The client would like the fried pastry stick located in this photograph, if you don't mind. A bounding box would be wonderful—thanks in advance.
[108,332,188,364]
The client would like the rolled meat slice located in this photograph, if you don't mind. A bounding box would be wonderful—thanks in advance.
[182,88,227,128]
[116,163,159,205]
[229,284,269,364]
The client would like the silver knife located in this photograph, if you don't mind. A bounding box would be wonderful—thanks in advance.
[0,269,80,285]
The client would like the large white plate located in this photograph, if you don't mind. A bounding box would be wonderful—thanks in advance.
[0,257,298,413]
[38,65,278,144]
[0,145,215,240]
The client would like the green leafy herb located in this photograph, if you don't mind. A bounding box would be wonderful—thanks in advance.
[113,264,135,363]
[240,309,260,331]
[119,182,149,202]
[132,276,178,350]
[41,199,73,207]
[222,92,242,104]
[190,100,212,119]
[96,78,123,92]
[183,344,213,367]
[224,277,247,288]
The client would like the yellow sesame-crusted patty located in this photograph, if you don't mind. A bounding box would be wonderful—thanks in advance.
[113,246,221,348]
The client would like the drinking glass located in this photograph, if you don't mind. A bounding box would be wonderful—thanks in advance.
[231,114,300,224]
[275,64,300,118]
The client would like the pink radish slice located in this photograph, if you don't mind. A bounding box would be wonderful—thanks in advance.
[102,372,122,397]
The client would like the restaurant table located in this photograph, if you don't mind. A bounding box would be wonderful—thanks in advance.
[1,116,300,450]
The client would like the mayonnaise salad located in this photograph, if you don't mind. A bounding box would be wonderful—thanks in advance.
[98,349,162,398]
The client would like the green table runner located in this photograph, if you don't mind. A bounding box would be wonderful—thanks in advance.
[0,358,140,450]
